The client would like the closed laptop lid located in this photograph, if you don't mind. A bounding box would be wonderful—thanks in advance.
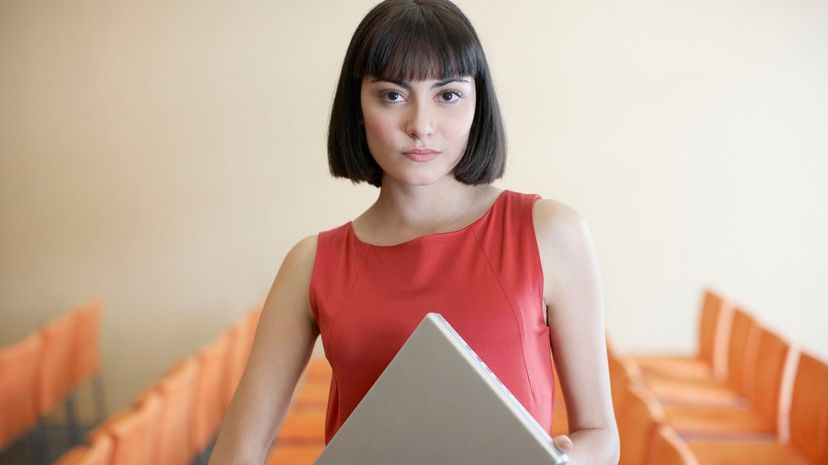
[314,312,568,465]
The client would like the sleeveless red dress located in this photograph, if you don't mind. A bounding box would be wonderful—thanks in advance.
[308,189,555,444]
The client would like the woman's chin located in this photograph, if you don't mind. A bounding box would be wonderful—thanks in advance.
[383,171,452,187]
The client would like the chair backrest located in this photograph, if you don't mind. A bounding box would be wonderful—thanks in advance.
[191,332,231,453]
[697,289,730,378]
[54,435,113,465]
[0,333,43,447]
[303,357,333,385]
[607,346,641,421]
[724,307,758,393]
[747,327,791,426]
[618,384,663,465]
[90,392,163,465]
[222,320,247,409]
[70,298,103,388]
[156,357,200,465]
[38,312,78,414]
[220,304,262,410]
[788,352,828,465]
[646,425,699,465]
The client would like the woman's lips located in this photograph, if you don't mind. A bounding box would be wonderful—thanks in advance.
[403,149,440,162]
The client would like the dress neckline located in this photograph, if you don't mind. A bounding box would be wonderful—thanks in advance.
[348,189,508,248]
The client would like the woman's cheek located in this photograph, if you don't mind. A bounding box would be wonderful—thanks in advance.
[363,116,399,163]
[365,119,394,148]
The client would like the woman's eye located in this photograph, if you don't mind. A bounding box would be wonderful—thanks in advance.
[439,91,462,103]
[382,91,404,103]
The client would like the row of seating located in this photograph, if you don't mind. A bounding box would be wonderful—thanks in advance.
[0,299,105,465]
[51,303,263,465]
[613,289,828,465]
[29,288,826,465]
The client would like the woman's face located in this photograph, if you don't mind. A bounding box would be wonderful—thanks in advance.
[360,75,476,187]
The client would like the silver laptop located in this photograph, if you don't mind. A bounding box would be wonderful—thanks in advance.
[314,312,569,465]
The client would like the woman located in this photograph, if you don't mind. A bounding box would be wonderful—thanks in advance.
[209,1,619,464]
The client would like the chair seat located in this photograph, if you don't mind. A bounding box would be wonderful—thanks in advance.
[632,355,714,382]
[688,439,816,465]
[53,436,112,465]
[303,359,333,384]
[645,375,746,407]
[664,404,776,439]
[277,409,326,442]
[292,382,329,410]
[266,444,325,465]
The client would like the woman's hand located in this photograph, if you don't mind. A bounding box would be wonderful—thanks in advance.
[552,434,574,463]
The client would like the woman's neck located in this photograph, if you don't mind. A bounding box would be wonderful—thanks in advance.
[360,180,501,238]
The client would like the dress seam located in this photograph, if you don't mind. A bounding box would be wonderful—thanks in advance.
[326,234,371,366]
[470,218,537,406]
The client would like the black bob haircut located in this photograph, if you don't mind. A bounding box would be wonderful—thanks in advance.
[327,0,506,188]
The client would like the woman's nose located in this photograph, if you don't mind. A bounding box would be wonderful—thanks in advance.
[405,103,434,139]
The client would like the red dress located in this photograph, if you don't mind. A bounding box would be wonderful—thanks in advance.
[309,189,555,444]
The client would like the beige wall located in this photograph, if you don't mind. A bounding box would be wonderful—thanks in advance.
[2,0,826,416]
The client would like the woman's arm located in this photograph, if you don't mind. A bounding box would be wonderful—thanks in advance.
[534,199,620,465]
[208,235,321,465]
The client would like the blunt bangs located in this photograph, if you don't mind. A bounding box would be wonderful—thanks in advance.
[328,0,507,188]
[354,2,483,82]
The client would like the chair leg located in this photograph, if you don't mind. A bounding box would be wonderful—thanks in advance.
[192,449,207,465]
[64,393,81,446]
[26,429,39,465]
[92,374,108,423]
[32,421,47,465]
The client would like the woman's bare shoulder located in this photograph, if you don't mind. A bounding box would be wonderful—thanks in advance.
[280,234,318,277]
[531,198,593,305]
[271,235,319,324]
[532,197,587,239]
[291,234,318,258]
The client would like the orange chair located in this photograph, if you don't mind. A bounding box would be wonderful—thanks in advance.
[266,443,325,465]
[273,360,328,456]
[647,425,699,465]
[89,391,163,465]
[608,341,643,420]
[291,358,333,410]
[0,333,43,450]
[69,299,103,387]
[222,303,263,410]
[217,305,262,411]
[276,409,326,443]
[631,289,731,382]
[53,434,113,465]
[618,384,663,465]
[38,312,83,445]
[644,308,758,407]
[551,356,569,437]
[70,299,107,422]
[291,380,330,411]
[662,327,793,439]
[38,313,78,413]
[191,333,231,464]
[222,319,248,410]
[155,357,200,465]
[303,357,332,385]
[683,352,828,465]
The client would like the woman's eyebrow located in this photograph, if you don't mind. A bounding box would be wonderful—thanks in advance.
[370,77,470,89]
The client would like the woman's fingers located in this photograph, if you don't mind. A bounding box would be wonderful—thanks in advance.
[552,434,574,453]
